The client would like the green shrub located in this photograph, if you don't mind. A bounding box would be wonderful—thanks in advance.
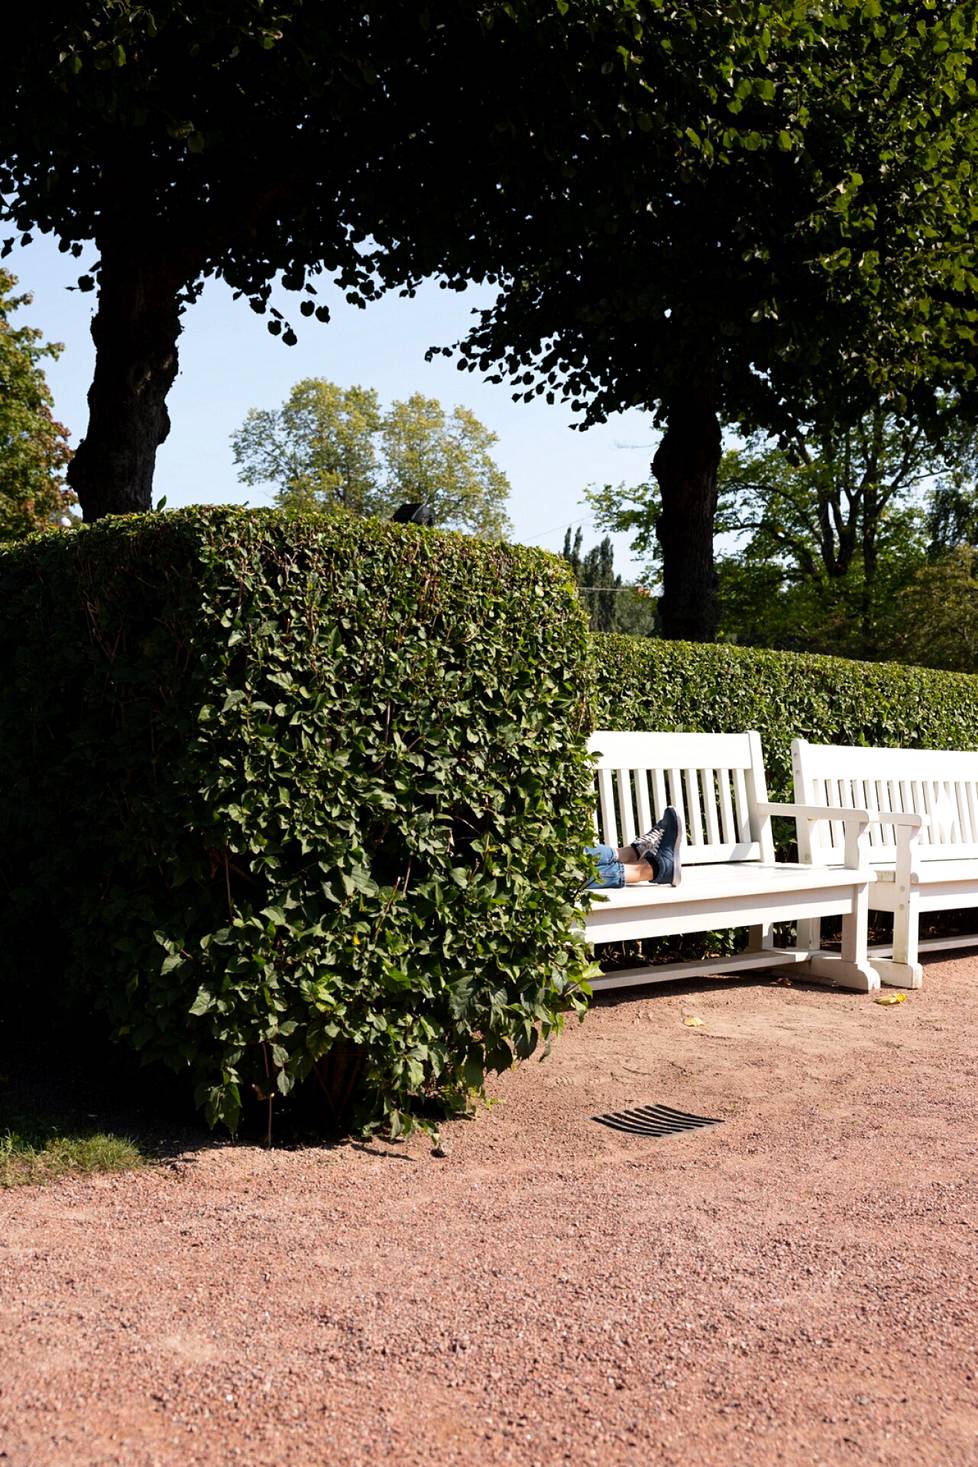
[0,508,595,1134]
[592,634,978,799]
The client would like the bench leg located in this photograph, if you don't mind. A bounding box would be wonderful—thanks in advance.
[747,922,775,953]
[796,889,880,992]
[873,896,923,989]
[796,917,821,954]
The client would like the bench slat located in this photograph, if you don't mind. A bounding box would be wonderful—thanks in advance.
[966,782,978,844]
[703,769,722,846]
[634,769,653,841]
[733,767,749,845]
[684,768,704,847]
[668,767,685,831]
[717,770,736,846]
[616,766,635,848]
[652,767,668,820]
[597,766,618,849]
[795,742,978,779]
[589,730,756,769]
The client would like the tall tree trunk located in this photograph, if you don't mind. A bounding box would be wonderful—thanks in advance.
[652,392,722,641]
[861,484,879,653]
[67,236,191,522]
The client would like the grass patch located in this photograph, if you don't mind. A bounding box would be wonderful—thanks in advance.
[0,1127,143,1188]
[0,1035,205,1189]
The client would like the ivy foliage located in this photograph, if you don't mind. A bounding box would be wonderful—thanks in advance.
[0,509,595,1134]
[593,633,978,802]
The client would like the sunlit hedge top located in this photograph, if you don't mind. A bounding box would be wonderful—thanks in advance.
[592,633,978,798]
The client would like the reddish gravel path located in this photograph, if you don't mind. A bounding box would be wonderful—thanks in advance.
[2,957,977,1467]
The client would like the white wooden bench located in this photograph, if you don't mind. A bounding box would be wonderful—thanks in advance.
[586,730,886,993]
[792,738,978,989]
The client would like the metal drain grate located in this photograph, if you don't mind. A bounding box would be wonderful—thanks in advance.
[592,1103,722,1137]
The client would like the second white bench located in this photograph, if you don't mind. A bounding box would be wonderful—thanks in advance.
[792,738,978,988]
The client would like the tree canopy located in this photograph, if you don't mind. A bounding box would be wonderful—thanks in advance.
[6,0,976,594]
[0,0,641,521]
[408,1,978,639]
[0,269,73,538]
[231,379,511,537]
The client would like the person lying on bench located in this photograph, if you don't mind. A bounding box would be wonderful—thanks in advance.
[586,807,682,889]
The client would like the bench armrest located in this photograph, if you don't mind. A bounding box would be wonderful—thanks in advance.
[757,802,928,828]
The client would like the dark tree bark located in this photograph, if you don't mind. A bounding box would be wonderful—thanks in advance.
[861,481,880,653]
[67,235,194,522]
[652,391,723,641]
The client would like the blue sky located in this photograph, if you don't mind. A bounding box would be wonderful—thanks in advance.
[7,233,657,577]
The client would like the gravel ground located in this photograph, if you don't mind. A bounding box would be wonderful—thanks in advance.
[2,956,977,1467]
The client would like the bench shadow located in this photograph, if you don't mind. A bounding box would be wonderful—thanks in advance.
[590,969,861,1006]
[590,943,957,1007]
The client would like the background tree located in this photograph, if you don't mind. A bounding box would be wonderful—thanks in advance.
[560,527,654,635]
[232,380,512,537]
[925,482,978,558]
[232,381,384,517]
[0,1,654,522]
[0,269,74,538]
[588,403,978,659]
[888,546,978,672]
[716,410,978,652]
[414,2,978,641]
[380,396,510,538]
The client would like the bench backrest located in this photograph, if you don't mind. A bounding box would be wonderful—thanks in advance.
[792,738,978,863]
[588,730,776,865]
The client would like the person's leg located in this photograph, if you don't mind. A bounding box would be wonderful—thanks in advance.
[585,843,623,888]
[585,845,654,888]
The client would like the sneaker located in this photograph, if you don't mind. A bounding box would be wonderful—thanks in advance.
[631,806,682,886]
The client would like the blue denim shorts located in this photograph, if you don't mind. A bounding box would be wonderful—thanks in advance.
[585,843,625,889]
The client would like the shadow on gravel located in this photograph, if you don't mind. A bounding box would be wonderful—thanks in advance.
[589,971,841,1008]
[590,948,954,1011]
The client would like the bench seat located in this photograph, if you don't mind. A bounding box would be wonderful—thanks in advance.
[592,861,877,905]
[860,858,978,886]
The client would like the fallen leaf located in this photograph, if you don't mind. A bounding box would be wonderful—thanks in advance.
[875,993,907,1006]
[683,1015,705,1027]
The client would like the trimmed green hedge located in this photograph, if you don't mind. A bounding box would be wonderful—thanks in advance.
[0,509,595,1134]
[592,634,978,798]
